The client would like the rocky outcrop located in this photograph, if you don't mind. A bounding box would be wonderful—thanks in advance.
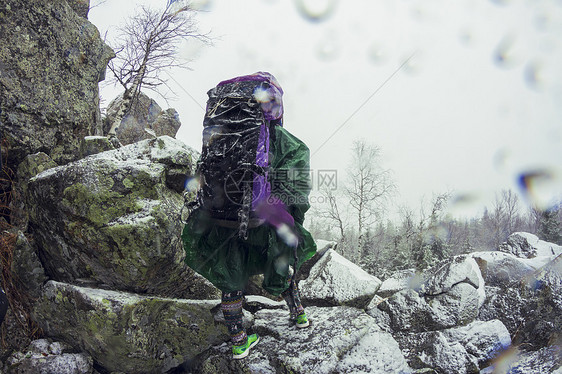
[0,0,114,169]
[396,319,510,374]
[33,281,227,374]
[477,252,562,350]
[376,255,486,333]
[27,136,215,299]
[300,248,382,308]
[195,306,412,374]
[79,135,115,158]
[103,92,182,146]
[498,232,562,259]
[10,152,57,230]
[12,223,561,374]
[6,338,93,374]
[11,231,47,299]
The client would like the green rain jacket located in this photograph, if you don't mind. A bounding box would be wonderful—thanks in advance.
[182,125,317,296]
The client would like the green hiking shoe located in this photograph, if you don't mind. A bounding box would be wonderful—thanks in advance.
[295,312,309,328]
[232,334,260,359]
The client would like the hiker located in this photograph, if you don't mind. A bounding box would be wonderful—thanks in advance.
[182,72,317,359]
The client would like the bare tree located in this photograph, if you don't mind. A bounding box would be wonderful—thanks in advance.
[345,140,395,251]
[105,1,210,144]
[318,187,347,241]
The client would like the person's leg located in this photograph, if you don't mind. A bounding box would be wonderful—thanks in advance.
[221,290,246,345]
[281,271,309,328]
[221,290,260,359]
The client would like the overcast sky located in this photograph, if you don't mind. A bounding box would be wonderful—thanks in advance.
[90,0,562,219]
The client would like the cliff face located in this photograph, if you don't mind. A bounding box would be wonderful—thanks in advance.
[0,0,114,169]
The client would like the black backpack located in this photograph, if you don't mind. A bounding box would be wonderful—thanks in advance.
[194,73,284,238]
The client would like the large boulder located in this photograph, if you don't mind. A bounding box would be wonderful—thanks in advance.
[471,250,544,287]
[27,136,216,298]
[420,255,486,307]
[103,92,182,146]
[0,0,114,169]
[11,231,48,299]
[376,268,417,298]
[299,249,382,308]
[195,306,412,374]
[396,319,511,374]
[478,251,561,350]
[498,232,562,259]
[6,338,93,374]
[33,281,227,374]
[481,345,562,374]
[378,255,486,332]
[10,152,57,230]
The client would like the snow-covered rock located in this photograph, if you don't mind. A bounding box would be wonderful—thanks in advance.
[420,255,486,308]
[498,232,562,259]
[6,338,93,374]
[481,345,562,374]
[471,251,543,286]
[300,249,382,308]
[479,254,562,351]
[314,239,337,257]
[195,306,412,374]
[379,255,487,332]
[396,319,511,374]
[377,269,418,298]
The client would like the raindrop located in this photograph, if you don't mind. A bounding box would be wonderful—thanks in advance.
[523,60,544,90]
[293,0,338,22]
[189,0,213,11]
[184,176,200,192]
[277,223,299,247]
[315,40,339,61]
[493,36,519,68]
[402,52,422,75]
[517,169,561,211]
[315,31,340,61]
[458,28,473,46]
[367,43,387,65]
[534,13,549,32]
[489,0,512,6]
[447,192,484,217]
[493,148,511,171]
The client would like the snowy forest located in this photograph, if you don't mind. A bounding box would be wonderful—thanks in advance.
[306,140,562,277]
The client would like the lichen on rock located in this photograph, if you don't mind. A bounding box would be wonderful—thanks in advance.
[27,136,217,299]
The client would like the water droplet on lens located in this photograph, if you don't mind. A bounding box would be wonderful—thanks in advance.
[315,30,340,61]
[367,43,386,65]
[458,28,473,46]
[403,53,421,75]
[524,61,544,90]
[493,148,511,171]
[517,169,561,211]
[184,177,200,192]
[448,192,484,217]
[534,13,549,31]
[489,0,511,6]
[493,35,519,68]
[293,0,338,22]
[316,40,339,61]
[190,0,213,11]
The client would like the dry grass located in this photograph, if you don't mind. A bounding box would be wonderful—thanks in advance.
[0,140,42,347]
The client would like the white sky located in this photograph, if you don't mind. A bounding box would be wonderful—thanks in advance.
[90,0,562,219]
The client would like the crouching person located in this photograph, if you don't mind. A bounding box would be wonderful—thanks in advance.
[182,72,317,359]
